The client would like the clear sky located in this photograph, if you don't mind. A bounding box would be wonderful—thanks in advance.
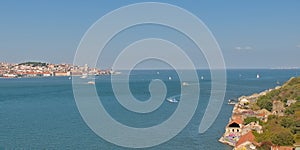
[0,0,299,69]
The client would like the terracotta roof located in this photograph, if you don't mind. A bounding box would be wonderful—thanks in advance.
[230,115,243,125]
[26,72,36,74]
[258,113,265,117]
[235,131,257,147]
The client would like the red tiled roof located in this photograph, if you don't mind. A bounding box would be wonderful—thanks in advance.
[235,131,257,147]
[26,72,36,74]
[230,116,243,125]
[258,113,265,117]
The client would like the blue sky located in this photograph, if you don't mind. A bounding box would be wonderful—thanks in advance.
[0,0,299,69]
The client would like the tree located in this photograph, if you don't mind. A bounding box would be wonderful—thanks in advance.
[285,107,295,115]
[244,117,260,125]
[268,115,277,121]
[258,141,272,150]
[257,97,273,111]
[271,131,294,146]
[280,117,294,128]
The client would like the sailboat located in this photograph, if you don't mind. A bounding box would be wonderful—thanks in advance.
[168,76,172,80]
[256,74,260,79]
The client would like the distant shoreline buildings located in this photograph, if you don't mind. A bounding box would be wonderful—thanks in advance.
[0,62,116,78]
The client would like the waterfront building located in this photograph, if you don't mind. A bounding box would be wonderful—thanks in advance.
[234,131,258,150]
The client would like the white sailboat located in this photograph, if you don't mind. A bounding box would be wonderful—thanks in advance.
[256,74,260,79]
[168,76,172,80]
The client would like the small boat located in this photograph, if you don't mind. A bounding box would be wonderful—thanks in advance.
[182,82,189,86]
[113,71,122,75]
[80,74,87,79]
[168,76,172,80]
[88,81,95,85]
[68,77,71,80]
[201,76,204,80]
[167,98,178,103]
[228,99,237,105]
[256,74,260,79]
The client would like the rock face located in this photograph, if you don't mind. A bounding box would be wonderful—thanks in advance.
[272,100,285,116]
[286,100,297,107]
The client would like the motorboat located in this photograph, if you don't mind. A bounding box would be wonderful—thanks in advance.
[167,98,178,103]
[228,99,237,105]
[88,81,95,85]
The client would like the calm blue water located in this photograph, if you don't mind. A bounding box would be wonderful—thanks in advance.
[0,69,299,149]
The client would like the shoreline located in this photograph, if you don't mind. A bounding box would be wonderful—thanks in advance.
[0,73,121,79]
[219,76,300,150]
[219,86,281,149]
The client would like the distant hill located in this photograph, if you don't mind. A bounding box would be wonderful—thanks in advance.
[18,62,48,67]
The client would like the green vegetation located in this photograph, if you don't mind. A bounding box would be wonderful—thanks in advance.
[257,142,273,150]
[271,130,294,146]
[285,107,295,115]
[249,102,261,111]
[244,117,261,125]
[257,96,273,111]
[255,115,295,146]
[254,76,300,147]
[257,77,300,105]
[281,117,294,128]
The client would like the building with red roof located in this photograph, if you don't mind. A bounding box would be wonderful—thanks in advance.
[234,131,259,150]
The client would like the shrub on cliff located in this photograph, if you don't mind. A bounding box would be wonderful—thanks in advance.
[257,96,273,111]
[271,130,294,146]
[280,117,295,128]
[244,117,261,125]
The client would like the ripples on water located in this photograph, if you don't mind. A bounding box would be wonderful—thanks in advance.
[0,69,299,149]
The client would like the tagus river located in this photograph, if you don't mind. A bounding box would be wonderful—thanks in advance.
[0,69,299,149]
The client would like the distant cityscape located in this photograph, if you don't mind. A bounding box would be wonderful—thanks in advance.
[0,62,116,78]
